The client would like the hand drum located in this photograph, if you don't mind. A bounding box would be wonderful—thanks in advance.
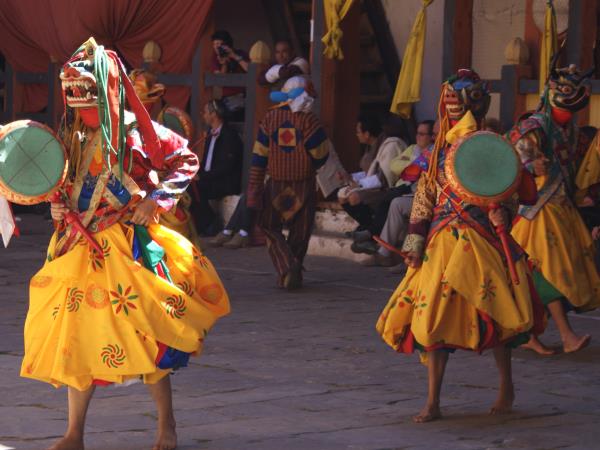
[0,120,67,205]
[445,131,521,207]
[445,131,522,284]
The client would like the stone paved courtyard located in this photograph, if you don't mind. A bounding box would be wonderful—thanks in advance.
[1,215,599,450]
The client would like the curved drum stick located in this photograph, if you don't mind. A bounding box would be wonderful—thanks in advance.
[489,202,519,285]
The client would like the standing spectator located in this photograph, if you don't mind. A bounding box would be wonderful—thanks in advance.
[259,39,310,87]
[247,76,330,290]
[211,30,249,115]
[193,99,243,235]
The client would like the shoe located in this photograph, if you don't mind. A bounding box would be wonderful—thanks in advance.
[351,240,378,255]
[361,253,394,267]
[352,230,372,242]
[209,231,233,247]
[223,233,250,249]
[388,262,407,275]
[345,226,367,238]
[283,263,303,290]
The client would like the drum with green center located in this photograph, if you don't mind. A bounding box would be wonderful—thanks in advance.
[445,131,521,207]
[0,120,67,204]
[157,106,194,141]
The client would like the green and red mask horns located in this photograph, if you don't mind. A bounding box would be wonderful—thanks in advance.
[547,63,592,113]
[443,69,490,122]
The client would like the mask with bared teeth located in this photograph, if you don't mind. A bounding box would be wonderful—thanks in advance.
[60,40,99,108]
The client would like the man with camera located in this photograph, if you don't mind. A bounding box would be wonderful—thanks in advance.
[211,30,249,115]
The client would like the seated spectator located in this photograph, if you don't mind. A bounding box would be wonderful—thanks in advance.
[211,30,250,115]
[356,120,437,269]
[259,39,310,87]
[192,99,243,236]
[337,115,409,235]
[210,193,253,249]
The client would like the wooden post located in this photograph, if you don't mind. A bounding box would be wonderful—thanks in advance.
[317,1,361,172]
[311,0,325,115]
[195,10,216,136]
[566,0,596,126]
[442,0,473,78]
[499,64,533,131]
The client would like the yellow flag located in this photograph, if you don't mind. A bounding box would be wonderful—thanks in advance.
[389,0,433,118]
[539,0,558,95]
[322,0,355,60]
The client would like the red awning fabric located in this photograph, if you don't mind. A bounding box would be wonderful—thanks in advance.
[0,0,213,112]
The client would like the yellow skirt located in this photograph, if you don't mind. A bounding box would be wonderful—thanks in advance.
[376,223,542,354]
[512,201,600,311]
[21,223,230,390]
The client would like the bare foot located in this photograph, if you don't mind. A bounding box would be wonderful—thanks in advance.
[489,386,515,415]
[46,435,84,450]
[520,336,557,355]
[413,404,442,423]
[153,420,177,450]
[563,334,591,353]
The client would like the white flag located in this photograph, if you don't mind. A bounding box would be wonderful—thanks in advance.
[0,196,16,248]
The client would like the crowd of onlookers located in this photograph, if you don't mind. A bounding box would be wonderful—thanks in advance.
[191,30,310,249]
[190,29,533,275]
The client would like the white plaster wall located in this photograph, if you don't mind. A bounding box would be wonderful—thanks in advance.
[382,0,445,122]
[472,1,526,79]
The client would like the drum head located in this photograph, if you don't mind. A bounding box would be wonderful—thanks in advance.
[0,120,67,205]
[446,131,520,205]
[158,107,194,141]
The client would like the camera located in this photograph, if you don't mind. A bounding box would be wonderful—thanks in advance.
[217,45,229,58]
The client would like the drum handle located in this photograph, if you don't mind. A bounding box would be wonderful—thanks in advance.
[373,235,408,258]
[489,202,519,285]
[49,192,103,256]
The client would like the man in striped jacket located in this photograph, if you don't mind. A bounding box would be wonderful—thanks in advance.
[247,76,330,289]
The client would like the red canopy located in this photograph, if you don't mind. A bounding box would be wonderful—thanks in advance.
[0,0,213,112]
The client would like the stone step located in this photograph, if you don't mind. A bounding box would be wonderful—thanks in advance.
[211,195,367,262]
[314,207,357,235]
[306,231,370,263]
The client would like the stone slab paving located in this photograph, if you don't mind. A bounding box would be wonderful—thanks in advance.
[0,214,599,450]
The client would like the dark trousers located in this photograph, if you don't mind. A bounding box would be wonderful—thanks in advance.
[342,203,374,231]
[342,186,410,235]
[192,180,232,234]
[225,193,253,232]
[260,179,316,280]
